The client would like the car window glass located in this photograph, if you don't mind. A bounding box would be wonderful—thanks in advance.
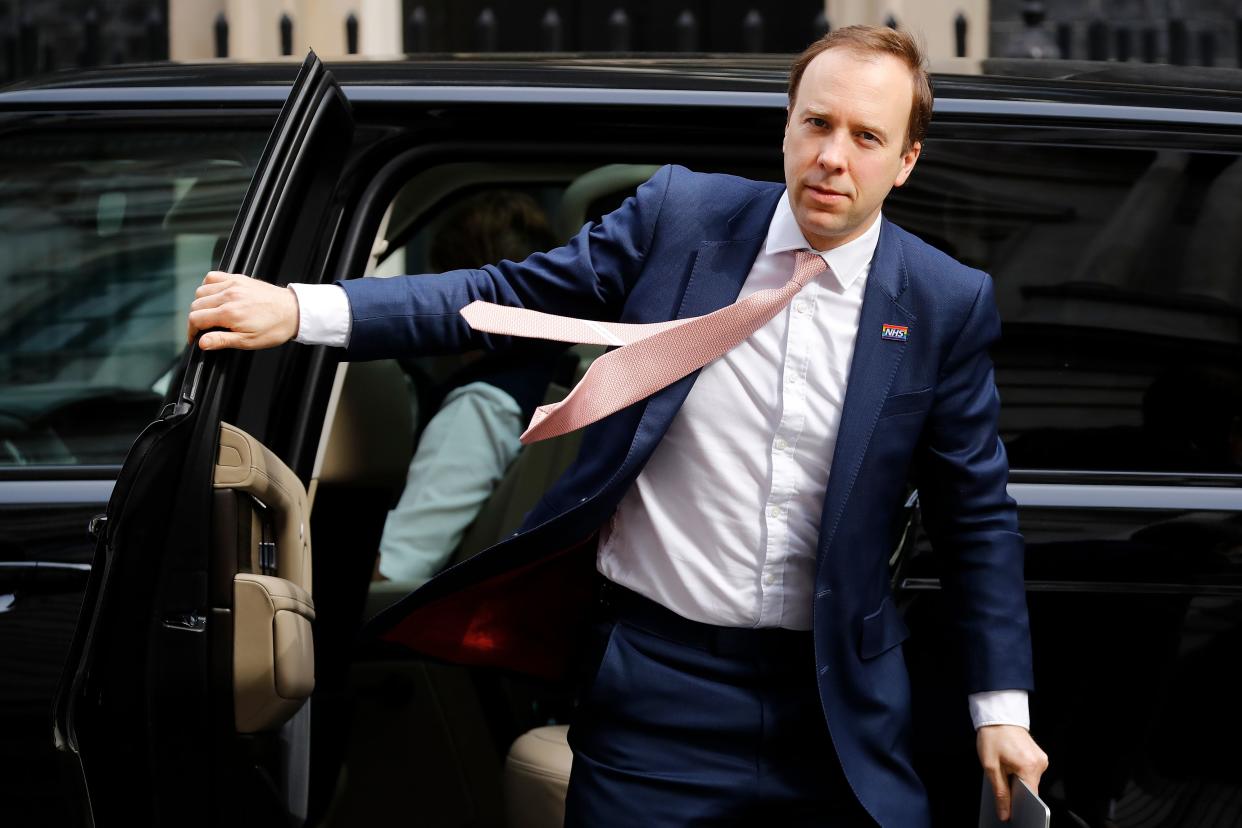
[0,129,266,467]
[889,141,1242,476]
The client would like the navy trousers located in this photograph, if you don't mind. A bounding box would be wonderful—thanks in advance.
[563,581,876,827]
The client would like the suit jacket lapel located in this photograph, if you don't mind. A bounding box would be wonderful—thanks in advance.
[674,185,785,318]
[816,217,915,561]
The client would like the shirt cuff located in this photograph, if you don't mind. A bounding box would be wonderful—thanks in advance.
[968,690,1029,730]
[289,283,351,348]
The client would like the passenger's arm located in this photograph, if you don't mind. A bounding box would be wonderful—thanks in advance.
[377,381,524,582]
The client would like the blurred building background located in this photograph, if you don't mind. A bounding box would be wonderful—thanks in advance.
[1,0,1240,84]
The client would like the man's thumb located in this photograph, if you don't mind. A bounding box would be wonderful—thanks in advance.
[200,332,239,350]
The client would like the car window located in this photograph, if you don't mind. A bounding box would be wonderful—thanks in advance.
[889,140,1242,476]
[0,128,266,467]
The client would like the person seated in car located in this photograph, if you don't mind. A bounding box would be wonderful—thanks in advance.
[373,189,566,583]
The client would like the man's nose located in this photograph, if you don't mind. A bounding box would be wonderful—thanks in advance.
[816,132,848,171]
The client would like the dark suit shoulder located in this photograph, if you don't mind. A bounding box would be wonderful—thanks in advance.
[659,164,782,225]
[644,165,782,245]
[888,220,990,305]
[886,221,1001,363]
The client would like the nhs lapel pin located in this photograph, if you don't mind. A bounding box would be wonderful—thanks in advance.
[881,323,908,342]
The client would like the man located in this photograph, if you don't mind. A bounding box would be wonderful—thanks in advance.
[188,26,1047,827]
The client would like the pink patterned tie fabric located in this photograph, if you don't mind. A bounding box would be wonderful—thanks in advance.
[460,250,829,444]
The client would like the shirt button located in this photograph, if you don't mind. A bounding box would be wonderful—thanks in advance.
[775,438,788,451]
[769,506,781,518]
[795,301,808,314]
[764,573,776,586]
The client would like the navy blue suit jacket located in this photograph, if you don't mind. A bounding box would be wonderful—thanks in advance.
[350,165,1034,827]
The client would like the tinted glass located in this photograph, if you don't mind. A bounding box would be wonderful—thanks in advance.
[0,129,265,467]
[887,141,1242,476]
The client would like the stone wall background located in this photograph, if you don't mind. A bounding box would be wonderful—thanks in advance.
[991,0,1241,64]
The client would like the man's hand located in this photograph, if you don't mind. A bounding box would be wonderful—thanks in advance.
[186,271,300,350]
[978,724,1049,822]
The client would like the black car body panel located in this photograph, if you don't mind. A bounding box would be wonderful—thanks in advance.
[1,54,1241,827]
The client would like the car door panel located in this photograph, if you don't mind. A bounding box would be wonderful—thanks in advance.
[215,421,315,733]
[52,51,353,828]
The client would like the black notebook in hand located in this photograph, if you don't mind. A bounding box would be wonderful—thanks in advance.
[978,772,1050,828]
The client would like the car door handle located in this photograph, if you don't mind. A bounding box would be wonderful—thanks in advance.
[87,514,107,541]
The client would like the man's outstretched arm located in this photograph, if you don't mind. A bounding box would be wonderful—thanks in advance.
[186,165,675,356]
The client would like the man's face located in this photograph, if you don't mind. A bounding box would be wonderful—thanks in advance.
[782,47,922,251]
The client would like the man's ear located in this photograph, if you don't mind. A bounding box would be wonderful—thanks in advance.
[893,140,922,188]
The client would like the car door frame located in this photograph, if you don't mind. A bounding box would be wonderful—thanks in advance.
[52,50,355,828]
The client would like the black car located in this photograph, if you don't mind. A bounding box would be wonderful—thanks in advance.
[1,52,1241,828]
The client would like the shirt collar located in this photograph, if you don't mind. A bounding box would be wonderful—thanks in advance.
[763,189,882,290]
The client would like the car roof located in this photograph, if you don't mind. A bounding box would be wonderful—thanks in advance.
[3,54,1242,122]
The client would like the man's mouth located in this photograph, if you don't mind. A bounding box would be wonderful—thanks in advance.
[806,184,849,202]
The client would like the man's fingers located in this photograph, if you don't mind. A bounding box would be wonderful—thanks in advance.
[977,724,1050,822]
[986,767,1011,822]
[1013,748,1050,798]
[188,307,230,333]
[199,331,245,350]
[195,279,232,298]
[186,271,296,351]
[190,290,232,311]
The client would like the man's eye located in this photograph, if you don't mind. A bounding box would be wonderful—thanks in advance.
[807,118,827,128]
[859,132,878,142]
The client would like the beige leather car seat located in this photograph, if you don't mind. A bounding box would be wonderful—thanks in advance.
[503,725,573,828]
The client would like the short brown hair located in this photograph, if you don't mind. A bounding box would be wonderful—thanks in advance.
[787,25,932,153]
[430,189,557,272]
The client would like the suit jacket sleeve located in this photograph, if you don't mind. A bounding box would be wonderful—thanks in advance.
[911,272,1035,695]
[338,165,674,361]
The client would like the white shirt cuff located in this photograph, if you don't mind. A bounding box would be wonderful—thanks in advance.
[968,689,1029,730]
[289,283,351,348]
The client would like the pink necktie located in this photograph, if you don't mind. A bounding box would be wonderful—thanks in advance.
[461,250,829,444]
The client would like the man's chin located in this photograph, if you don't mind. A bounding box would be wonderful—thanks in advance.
[800,217,849,245]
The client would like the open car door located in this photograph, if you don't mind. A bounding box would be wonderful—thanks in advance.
[52,51,354,827]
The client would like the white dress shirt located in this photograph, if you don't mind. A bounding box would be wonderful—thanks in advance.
[287,193,1029,730]
[598,193,874,631]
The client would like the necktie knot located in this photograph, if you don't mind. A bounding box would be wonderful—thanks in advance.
[793,250,828,288]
